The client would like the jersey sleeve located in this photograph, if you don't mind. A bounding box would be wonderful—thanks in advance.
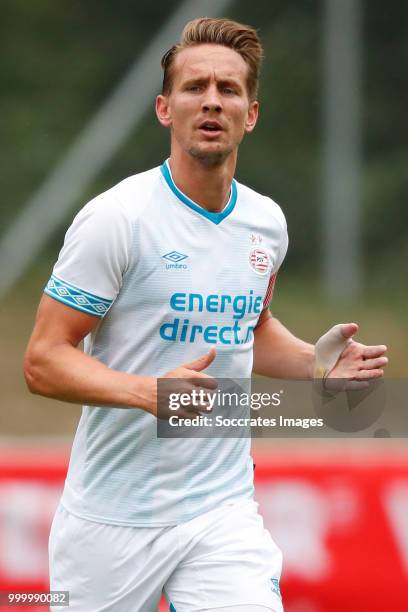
[44,193,132,317]
[274,217,288,273]
[263,204,289,310]
[263,272,278,310]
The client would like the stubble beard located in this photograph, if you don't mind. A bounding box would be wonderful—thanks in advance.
[187,144,234,168]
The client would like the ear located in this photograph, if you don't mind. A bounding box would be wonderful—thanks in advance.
[244,100,259,134]
[156,95,172,128]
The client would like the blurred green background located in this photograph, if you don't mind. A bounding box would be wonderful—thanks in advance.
[1,0,407,437]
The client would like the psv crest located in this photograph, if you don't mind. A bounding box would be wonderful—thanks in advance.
[249,247,270,275]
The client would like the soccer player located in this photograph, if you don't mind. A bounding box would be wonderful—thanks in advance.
[24,17,387,612]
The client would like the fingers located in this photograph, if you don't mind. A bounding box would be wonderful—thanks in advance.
[323,377,370,394]
[158,381,215,419]
[170,387,215,417]
[362,345,388,359]
[183,348,217,372]
[344,380,370,390]
[355,368,384,380]
[176,406,211,419]
[181,348,217,389]
[187,373,218,390]
[340,322,359,339]
[360,356,388,370]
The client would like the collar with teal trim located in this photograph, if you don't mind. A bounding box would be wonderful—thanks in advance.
[160,159,237,225]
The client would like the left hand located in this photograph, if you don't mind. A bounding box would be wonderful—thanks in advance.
[315,323,388,384]
[328,324,388,380]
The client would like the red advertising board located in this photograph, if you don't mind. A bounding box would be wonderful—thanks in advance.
[0,447,407,611]
[254,450,408,612]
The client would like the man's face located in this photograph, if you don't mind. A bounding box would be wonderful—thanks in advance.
[156,44,259,166]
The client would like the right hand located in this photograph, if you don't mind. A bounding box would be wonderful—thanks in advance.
[151,348,218,419]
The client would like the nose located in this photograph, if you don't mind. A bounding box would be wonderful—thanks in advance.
[202,85,222,113]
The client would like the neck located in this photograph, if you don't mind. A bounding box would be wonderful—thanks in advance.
[168,148,237,213]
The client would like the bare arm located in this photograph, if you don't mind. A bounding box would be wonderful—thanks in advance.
[24,295,157,411]
[24,295,216,416]
[252,309,388,381]
[253,309,314,379]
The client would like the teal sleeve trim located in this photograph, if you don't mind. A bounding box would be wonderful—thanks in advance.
[160,159,237,225]
[44,274,113,317]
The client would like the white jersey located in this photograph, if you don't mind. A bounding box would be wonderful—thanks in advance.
[45,160,288,526]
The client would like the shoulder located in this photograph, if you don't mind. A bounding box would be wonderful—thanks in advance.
[106,165,162,221]
[235,180,287,231]
[76,165,162,226]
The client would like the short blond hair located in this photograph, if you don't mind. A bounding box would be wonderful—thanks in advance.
[161,17,263,101]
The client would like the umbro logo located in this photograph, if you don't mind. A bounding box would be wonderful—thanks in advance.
[162,251,188,263]
[162,251,189,270]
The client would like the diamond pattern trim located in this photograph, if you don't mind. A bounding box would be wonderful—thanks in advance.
[44,275,113,317]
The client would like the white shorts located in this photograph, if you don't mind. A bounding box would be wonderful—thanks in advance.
[49,498,283,612]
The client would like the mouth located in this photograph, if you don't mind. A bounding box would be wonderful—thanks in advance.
[198,121,223,138]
